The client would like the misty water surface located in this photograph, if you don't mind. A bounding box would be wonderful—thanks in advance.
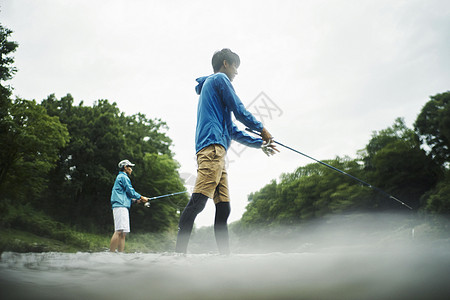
[1,213,449,300]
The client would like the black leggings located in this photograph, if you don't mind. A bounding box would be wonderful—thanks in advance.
[214,201,231,254]
[175,193,230,254]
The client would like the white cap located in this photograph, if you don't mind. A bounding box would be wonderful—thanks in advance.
[118,159,135,169]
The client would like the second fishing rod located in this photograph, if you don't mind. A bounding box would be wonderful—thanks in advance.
[143,191,188,207]
[246,128,412,210]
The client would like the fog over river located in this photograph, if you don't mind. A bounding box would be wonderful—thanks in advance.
[1,214,449,300]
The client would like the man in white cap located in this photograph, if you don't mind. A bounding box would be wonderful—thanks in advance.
[109,159,149,252]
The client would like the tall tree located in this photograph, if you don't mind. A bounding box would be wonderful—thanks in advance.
[41,95,127,231]
[414,91,450,168]
[131,152,187,233]
[0,98,69,202]
[0,23,18,87]
[0,24,69,203]
[240,117,443,229]
[123,112,187,232]
[41,95,187,233]
[415,91,450,214]
[240,156,370,228]
[422,172,450,214]
[0,23,19,179]
[362,118,440,209]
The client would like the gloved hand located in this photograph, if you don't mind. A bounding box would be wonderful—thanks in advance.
[261,139,278,156]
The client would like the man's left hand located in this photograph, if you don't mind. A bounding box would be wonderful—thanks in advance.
[261,140,279,156]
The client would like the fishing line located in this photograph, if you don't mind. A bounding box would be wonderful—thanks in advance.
[245,128,412,210]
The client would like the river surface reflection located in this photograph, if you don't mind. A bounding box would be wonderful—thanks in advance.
[1,245,449,300]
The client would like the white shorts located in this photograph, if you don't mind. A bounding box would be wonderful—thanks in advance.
[113,207,130,233]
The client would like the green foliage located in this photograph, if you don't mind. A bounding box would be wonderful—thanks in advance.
[1,19,448,243]
[0,98,69,201]
[0,24,18,82]
[1,32,186,237]
[0,24,18,126]
[39,94,187,233]
[40,95,126,231]
[0,200,175,253]
[423,171,450,214]
[0,200,106,252]
[241,157,370,228]
[364,118,419,166]
[0,24,17,152]
[363,118,441,209]
[0,23,70,208]
[0,31,186,237]
[130,152,187,233]
[242,110,449,228]
[415,91,450,167]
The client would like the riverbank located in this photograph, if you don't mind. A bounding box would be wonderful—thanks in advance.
[0,202,177,254]
[0,228,177,254]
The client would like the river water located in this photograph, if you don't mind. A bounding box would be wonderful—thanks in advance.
[1,214,450,299]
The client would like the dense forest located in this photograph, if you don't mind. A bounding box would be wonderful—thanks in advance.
[239,94,450,229]
[1,23,449,252]
[0,24,188,242]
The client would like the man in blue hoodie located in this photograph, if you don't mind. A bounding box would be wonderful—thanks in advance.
[175,48,278,254]
[110,159,149,252]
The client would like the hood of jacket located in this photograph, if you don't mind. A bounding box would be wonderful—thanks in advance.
[195,75,210,95]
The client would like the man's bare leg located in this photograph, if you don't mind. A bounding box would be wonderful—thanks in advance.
[110,231,124,252]
[118,232,126,252]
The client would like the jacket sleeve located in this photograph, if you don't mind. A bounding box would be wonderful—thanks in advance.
[230,123,263,148]
[216,74,264,133]
[121,175,141,201]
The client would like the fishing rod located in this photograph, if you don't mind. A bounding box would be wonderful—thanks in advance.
[245,128,412,210]
[144,191,188,207]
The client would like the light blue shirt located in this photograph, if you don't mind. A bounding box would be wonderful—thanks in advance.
[194,73,264,153]
[110,172,141,209]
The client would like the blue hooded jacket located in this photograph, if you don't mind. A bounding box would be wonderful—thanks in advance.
[110,171,141,209]
[195,72,264,153]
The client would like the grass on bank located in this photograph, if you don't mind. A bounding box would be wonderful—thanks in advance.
[0,201,176,254]
[0,228,176,254]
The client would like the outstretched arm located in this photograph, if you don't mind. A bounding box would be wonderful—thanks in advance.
[231,124,279,156]
[231,123,263,148]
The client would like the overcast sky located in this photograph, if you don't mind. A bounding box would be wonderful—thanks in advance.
[2,0,450,227]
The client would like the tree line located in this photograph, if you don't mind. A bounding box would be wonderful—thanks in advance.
[239,91,450,228]
[1,22,449,236]
[0,24,188,234]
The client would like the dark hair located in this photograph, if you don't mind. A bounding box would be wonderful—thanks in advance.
[211,48,240,72]
[119,165,131,171]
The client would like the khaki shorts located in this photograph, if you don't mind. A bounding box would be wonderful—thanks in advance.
[193,144,229,204]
